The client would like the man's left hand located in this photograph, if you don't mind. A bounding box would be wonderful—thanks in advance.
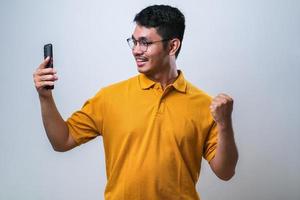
[210,93,234,128]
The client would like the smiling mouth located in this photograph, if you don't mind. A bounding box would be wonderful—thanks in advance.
[135,57,148,67]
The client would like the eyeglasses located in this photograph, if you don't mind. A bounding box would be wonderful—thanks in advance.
[126,37,170,52]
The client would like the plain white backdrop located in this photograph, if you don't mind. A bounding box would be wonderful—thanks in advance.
[0,0,299,199]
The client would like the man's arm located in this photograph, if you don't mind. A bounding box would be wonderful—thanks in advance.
[209,93,238,181]
[33,57,77,152]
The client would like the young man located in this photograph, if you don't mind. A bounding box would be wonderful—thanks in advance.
[33,5,238,200]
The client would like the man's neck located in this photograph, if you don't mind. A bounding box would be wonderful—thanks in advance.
[146,61,179,90]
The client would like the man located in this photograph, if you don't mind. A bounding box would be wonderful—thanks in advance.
[33,5,238,200]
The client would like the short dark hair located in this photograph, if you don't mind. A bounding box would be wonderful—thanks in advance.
[134,5,185,58]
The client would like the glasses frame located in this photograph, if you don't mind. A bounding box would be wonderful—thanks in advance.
[126,37,171,52]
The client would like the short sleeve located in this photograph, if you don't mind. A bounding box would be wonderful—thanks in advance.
[203,121,218,162]
[66,89,105,146]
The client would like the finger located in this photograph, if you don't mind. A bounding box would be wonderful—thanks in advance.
[36,81,54,89]
[211,97,221,104]
[219,95,233,105]
[36,68,57,76]
[39,74,58,82]
[210,101,219,109]
[215,95,231,104]
[38,56,50,69]
[212,96,225,104]
[33,70,57,87]
[209,104,216,110]
[34,75,58,87]
[219,93,233,101]
[213,94,226,100]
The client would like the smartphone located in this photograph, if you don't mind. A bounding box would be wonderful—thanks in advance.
[43,43,54,90]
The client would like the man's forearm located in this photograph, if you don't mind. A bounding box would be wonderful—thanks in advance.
[210,122,238,180]
[39,94,69,151]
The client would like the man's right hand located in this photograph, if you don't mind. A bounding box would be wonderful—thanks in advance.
[33,57,77,152]
[33,56,58,98]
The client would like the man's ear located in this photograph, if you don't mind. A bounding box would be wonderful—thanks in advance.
[168,38,181,57]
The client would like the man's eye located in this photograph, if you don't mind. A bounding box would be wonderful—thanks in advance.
[140,40,149,46]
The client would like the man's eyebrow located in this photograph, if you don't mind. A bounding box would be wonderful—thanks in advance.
[131,35,149,41]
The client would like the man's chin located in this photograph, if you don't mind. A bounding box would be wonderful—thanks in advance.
[137,66,150,74]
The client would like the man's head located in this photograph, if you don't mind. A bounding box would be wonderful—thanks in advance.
[134,5,185,58]
[129,5,185,75]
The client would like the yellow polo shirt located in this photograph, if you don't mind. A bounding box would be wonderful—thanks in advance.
[66,70,218,200]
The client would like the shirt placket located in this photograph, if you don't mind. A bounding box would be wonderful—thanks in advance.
[153,84,173,115]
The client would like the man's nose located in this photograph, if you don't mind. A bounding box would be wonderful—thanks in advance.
[132,43,143,55]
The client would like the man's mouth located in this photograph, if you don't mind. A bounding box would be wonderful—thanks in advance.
[135,57,148,67]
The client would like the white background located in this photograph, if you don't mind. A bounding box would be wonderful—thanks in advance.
[0,0,299,199]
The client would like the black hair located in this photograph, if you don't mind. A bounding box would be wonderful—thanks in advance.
[134,5,185,58]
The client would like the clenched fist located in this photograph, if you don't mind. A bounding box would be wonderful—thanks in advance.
[33,56,58,98]
[210,93,234,128]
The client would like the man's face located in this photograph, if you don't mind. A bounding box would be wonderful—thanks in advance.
[131,25,170,76]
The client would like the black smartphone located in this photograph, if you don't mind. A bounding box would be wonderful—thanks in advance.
[43,43,54,90]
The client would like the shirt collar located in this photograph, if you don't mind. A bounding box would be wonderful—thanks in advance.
[138,70,187,93]
[172,70,187,93]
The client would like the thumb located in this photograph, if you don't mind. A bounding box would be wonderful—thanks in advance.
[39,56,50,69]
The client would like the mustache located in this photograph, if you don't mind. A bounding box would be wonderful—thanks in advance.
[135,56,149,60]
